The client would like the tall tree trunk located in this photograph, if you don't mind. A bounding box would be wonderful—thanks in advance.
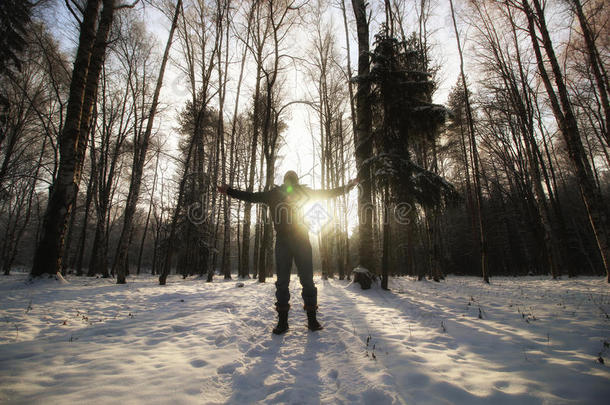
[340,0,358,277]
[381,184,390,290]
[224,11,244,279]
[61,196,78,275]
[258,155,274,283]
[31,0,113,277]
[159,133,197,285]
[351,0,375,273]
[449,0,488,282]
[75,162,94,276]
[240,61,262,280]
[136,151,159,275]
[252,206,261,279]
[218,0,231,280]
[524,0,609,281]
[570,0,609,145]
[114,0,182,284]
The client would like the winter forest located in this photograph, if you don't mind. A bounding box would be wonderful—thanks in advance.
[1,0,609,403]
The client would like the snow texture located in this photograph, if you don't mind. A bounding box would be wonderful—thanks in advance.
[1,271,609,404]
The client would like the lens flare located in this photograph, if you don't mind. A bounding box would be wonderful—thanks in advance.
[303,202,332,234]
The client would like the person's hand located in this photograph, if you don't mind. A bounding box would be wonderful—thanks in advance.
[347,178,359,188]
[217,184,229,194]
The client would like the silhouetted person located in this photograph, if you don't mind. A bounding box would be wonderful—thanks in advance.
[218,170,358,334]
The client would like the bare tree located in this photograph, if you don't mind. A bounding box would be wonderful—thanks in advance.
[350,0,376,273]
[31,0,117,277]
[114,0,182,284]
[450,0,489,282]
[517,0,609,281]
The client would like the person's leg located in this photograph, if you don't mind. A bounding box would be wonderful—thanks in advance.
[293,237,317,310]
[293,238,323,331]
[274,236,293,310]
[273,236,293,334]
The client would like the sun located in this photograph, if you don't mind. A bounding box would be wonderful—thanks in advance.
[302,201,333,235]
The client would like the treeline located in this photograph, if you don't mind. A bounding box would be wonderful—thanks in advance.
[350,0,609,283]
[0,0,607,283]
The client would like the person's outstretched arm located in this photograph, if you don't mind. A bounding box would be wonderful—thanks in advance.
[217,184,272,204]
[307,178,359,200]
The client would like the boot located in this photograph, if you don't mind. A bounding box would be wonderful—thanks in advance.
[273,311,288,334]
[307,310,323,331]
[273,304,289,335]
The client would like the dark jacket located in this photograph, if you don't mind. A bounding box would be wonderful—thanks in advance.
[227,184,350,237]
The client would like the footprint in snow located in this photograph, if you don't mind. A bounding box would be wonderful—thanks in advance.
[190,359,207,368]
[217,361,241,374]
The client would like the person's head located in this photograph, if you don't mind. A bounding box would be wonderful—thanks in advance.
[283,170,299,187]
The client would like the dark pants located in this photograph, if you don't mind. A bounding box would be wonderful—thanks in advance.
[274,233,317,310]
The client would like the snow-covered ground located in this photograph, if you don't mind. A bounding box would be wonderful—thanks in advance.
[0,272,609,404]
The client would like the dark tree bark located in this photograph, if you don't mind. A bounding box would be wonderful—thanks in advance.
[218,0,231,280]
[351,0,376,273]
[159,132,197,285]
[136,150,159,275]
[568,0,609,145]
[522,0,609,281]
[75,162,95,276]
[381,183,390,289]
[31,0,114,277]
